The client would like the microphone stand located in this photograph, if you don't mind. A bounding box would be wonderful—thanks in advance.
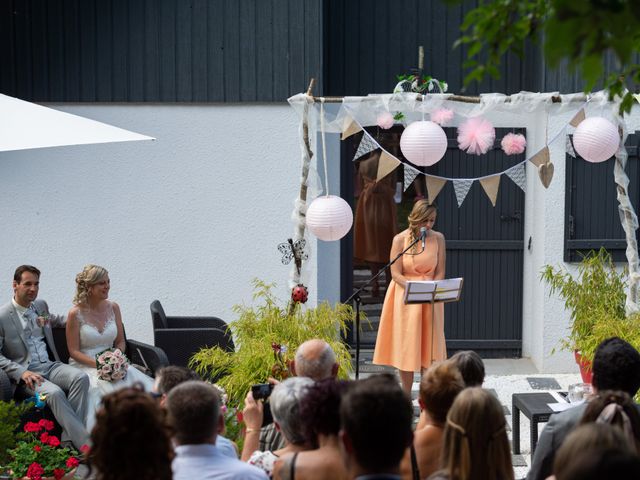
[344,233,425,379]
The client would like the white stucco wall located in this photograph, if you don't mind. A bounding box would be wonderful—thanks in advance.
[0,103,315,344]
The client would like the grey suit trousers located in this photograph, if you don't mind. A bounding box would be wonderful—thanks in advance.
[23,361,90,449]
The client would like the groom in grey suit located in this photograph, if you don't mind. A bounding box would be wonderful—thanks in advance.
[0,265,90,449]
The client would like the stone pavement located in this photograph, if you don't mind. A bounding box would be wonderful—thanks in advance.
[355,353,582,480]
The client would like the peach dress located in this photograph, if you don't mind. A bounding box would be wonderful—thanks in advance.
[373,232,447,372]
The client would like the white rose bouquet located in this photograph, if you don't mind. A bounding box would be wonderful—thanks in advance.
[95,348,129,382]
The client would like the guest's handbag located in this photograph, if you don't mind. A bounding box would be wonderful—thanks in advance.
[95,348,130,381]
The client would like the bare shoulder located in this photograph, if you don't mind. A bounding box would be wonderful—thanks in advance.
[67,305,80,319]
[109,301,121,312]
[393,230,410,244]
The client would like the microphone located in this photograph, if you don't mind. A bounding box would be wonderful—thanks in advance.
[420,227,427,250]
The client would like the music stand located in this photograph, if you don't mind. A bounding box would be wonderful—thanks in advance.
[404,277,464,362]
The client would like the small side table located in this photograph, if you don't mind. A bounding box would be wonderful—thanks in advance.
[512,392,556,455]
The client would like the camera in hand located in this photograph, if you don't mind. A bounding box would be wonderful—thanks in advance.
[251,383,274,400]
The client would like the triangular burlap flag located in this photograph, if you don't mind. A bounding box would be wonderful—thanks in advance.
[452,179,474,207]
[341,116,362,140]
[425,176,447,205]
[353,132,379,160]
[569,108,586,128]
[566,135,576,158]
[479,175,501,207]
[505,163,526,192]
[529,146,550,167]
[376,151,401,181]
[403,164,421,191]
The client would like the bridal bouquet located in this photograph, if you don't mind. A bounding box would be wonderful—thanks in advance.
[96,348,129,382]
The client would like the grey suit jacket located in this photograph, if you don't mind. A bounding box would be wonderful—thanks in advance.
[0,298,65,382]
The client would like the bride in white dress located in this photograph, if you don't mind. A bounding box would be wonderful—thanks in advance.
[66,264,153,431]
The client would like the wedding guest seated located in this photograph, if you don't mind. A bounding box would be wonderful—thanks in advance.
[66,264,154,431]
[152,365,238,458]
[448,350,485,387]
[242,376,314,477]
[87,386,173,480]
[274,378,351,480]
[167,380,268,480]
[428,387,514,480]
[261,339,339,452]
[400,362,465,480]
[550,423,640,480]
[0,265,89,449]
[528,337,640,480]
[579,390,640,451]
[340,374,414,480]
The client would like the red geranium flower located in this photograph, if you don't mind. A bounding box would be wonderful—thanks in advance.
[33,445,41,452]
[66,457,79,469]
[46,435,61,447]
[39,432,49,443]
[24,421,42,433]
[38,419,55,431]
[80,444,90,454]
[26,462,44,480]
[53,468,66,480]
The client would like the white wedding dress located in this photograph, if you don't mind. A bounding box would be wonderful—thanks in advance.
[68,301,154,431]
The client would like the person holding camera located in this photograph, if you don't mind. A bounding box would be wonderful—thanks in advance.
[242,377,314,477]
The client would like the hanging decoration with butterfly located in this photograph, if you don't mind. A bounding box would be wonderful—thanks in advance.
[277,238,309,277]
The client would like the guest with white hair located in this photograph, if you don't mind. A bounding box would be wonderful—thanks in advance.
[242,376,314,477]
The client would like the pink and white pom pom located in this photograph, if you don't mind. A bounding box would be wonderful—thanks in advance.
[500,133,527,155]
[376,112,395,129]
[430,108,454,126]
[457,117,495,155]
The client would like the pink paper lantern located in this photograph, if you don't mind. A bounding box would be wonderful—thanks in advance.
[306,195,353,241]
[399,121,448,166]
[573,117,620,163]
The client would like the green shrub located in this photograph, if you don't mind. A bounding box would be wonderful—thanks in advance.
[190,279,355,406]
[0,400,29,468]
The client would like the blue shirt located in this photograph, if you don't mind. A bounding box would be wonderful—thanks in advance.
[173,444,268,480]
[216,435,238,458]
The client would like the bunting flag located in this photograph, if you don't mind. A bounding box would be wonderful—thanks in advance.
[505,163,526,192]
[566,135,576,158]
[426,176,447,204]
[353,132,379,160]
[403,164,421,191]
[479,175,501,207]
[569,108,586,128]
[453,179,474,207]
[376,151,401,181]
[530,146,550,167]
[341,117,362,140]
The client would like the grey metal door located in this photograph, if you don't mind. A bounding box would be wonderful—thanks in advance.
[343,127,525,358]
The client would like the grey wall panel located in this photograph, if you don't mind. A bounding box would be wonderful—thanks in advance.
[0,0,323,102]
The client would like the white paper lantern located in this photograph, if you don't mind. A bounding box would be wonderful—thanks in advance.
[573,117,620,163]
[306,195,353,241]
[400,120,448,166]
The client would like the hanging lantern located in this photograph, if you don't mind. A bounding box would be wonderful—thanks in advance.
[573,117,620,163]
[306,195,353,241]
[399,121,448,166]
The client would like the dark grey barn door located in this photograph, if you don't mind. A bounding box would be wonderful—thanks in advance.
[342,127,525,358]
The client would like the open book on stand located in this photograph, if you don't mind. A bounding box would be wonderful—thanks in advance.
[403,277,464,304]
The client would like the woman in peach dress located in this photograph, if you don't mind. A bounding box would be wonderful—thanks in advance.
[373,200,447,395]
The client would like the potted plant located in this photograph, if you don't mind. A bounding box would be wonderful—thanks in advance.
[541,248,627,382]
[4,419,82,480]
[190,279,355,407]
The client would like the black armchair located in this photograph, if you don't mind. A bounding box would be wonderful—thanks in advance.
[0,326,169,402]
[150,300,234,368]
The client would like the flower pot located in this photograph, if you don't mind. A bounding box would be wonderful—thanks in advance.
[16,468,76,480]
[574,350,593,384]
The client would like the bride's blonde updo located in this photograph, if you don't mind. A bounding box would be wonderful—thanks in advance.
[74,264,109,305]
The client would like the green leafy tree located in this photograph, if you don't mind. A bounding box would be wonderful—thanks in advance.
[447,0,640,113]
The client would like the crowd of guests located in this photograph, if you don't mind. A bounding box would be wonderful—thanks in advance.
[4,266,640,479]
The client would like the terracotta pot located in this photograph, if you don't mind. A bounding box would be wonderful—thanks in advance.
[574,350,593,384]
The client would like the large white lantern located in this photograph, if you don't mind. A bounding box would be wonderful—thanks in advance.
[573,117,620,163]
[400,120,448,166]
[306,195,353,241]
